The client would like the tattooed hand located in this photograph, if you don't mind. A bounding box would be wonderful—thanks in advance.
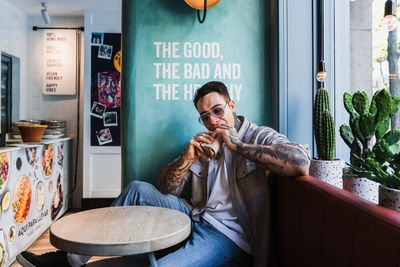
[214,123,310,176]
[157,132,220,195]
[183,132,215,160]
[213,124,243,151]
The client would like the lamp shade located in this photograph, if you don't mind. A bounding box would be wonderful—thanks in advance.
[384,0,396,17]
[184,0,220,10]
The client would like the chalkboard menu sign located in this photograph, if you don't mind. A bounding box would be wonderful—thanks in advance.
[90,32,121,147]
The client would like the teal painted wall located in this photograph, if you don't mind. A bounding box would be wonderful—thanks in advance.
[121,0,272,186]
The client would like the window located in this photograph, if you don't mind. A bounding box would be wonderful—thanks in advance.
[343,0,400,203]
[350,0,399,101]
[1,53,12,133]
[372,0,398,94]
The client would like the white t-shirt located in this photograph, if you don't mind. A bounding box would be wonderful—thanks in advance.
[201,144,251,254]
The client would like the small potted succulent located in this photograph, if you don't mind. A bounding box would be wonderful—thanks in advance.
[309,87,344,188]
[340,88,400,210]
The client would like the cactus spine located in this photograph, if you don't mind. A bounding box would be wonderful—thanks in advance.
[314,87,335,160]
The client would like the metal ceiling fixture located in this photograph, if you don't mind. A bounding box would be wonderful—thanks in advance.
[41,2,52,24]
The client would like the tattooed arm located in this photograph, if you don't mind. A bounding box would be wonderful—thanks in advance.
[156,132,214,195]
[235,142,310,176]
[156,155,194,195]
[214,125,310,176]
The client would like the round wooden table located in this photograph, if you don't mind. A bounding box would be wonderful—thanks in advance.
[50,206,191,267]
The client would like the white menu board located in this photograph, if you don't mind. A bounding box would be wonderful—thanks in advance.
[42,30,77,95]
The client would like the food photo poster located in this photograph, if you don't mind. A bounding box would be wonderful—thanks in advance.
[0,142,66,266]
[90,32,121,146]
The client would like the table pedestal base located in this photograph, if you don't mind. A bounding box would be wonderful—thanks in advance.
[148,252,158,267]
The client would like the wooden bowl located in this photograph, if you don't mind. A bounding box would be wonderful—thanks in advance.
[16,125,48,142]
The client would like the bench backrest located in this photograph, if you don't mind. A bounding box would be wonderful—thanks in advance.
[271,175,400,267]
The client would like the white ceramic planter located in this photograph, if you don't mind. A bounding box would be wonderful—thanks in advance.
[309,158,344,189]
[343,176,379,204]
[379,185,400,212]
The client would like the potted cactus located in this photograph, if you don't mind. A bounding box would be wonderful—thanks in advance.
[309,87,344,188]
[340,88,400,209]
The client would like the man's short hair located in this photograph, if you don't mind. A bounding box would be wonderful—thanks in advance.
[193,81,231,108]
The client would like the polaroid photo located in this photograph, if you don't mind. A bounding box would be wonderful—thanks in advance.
[98,44,113,59]
[90,102,107,119]
[91,32,104,46]
[97,128,113,145]
[104,111,118,126]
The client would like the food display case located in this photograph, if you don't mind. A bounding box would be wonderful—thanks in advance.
[0,138,72,266]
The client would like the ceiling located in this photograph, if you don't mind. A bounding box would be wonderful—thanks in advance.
[7,0,121,16]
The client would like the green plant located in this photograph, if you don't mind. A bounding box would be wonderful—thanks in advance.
[340,89,400,189]
[314,87,335,160]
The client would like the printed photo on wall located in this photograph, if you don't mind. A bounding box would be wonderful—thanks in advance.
[90,102,107,118]
[91,32,104,46]
[97,72,121,108]
[104,111,117,126]
[98,44,113,59]
[96,128,113,145]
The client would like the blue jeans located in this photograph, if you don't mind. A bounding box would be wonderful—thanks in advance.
[68,181,252,267]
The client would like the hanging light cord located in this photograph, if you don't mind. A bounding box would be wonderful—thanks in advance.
[320,0,324,61]
[317,0,325,86]
[197,0,207,23]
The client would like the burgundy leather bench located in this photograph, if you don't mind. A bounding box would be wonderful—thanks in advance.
[269,175,400,267]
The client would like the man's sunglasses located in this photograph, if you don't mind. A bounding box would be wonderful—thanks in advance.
[198,102,229,125]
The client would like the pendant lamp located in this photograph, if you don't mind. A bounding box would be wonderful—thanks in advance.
[184,0,220,23]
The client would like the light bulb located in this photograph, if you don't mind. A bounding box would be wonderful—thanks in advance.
[384,15,398,31]
[316,60,327,82]
[316,71,327,83]
[384,0,398,31]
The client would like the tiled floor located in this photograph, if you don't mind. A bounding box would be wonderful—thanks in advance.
[10,211,111,267]
[10,229,57,267]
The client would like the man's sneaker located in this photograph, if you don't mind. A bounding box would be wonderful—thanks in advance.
[16,250,72,267]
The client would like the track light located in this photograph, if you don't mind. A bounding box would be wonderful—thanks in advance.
[41,2,51,24]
